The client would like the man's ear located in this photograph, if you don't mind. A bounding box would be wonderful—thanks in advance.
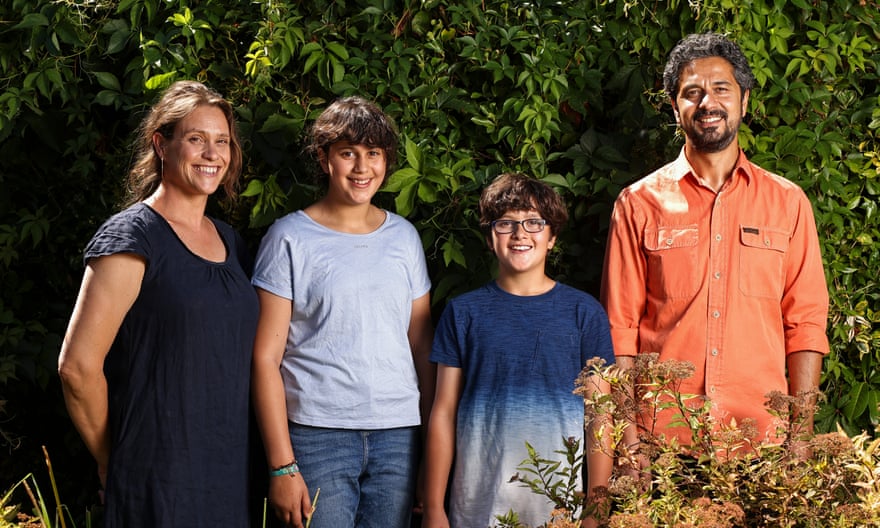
[671,99,680,125]
[741,88,750,117]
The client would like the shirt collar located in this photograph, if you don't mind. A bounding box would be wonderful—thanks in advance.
[674,147,755,187]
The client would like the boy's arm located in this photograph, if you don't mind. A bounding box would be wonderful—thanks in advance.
[422,364,463,528]
[583,375,613,528]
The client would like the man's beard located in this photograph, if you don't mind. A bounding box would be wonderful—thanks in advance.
[685,110,740,153]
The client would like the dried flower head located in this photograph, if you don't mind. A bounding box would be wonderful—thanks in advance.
[810,432,854,458]
[607,475,639,498]
[609,512,653,528]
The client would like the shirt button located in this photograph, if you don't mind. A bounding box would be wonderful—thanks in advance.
[711,348,719,356]
[666,238,674,246]
[713,271,721,279]
[764,239,771,246]
[712,310,720,318]
[709,386,717,394]
[715,234,722,241]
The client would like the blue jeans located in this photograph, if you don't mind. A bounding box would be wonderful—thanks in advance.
[289,424,419,528]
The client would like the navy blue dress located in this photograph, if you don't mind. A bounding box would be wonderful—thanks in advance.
[84,203,259,527]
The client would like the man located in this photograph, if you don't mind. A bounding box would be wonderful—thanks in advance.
[600,32,829,450]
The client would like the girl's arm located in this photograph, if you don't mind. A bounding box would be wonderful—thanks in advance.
[252,288,313,527]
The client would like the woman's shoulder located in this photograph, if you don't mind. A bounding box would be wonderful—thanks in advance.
[92,203,164,238]
[85,203,165,261]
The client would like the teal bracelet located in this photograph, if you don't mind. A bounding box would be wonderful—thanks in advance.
[269,461,300,478]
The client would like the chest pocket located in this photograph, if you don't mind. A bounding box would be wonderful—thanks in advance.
[643,224,700,299]
[738,225,789,299]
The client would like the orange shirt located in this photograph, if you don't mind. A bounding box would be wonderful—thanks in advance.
[601,149,829,445]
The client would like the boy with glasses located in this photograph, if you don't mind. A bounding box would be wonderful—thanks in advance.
[423,172,615,528]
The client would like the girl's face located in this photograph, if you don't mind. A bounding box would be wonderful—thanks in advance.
[488,208,556,278]
[153,105,231,198]
[320,141,387,206]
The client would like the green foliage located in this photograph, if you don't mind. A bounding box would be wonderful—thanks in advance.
[508,357,880,527]
[1,448,79,528]
[0,0,877,522]
[501,437,586,528]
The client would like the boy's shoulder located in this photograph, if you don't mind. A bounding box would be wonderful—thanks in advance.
[446,282,497,306]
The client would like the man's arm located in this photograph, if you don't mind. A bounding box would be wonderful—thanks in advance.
[787,350,823,436]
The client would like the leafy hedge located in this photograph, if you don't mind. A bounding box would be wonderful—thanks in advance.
[0,0,877,520]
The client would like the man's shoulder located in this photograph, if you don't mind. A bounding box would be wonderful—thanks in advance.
[622,158,684,194]
[745,159,806,193]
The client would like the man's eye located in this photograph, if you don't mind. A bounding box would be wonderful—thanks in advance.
[497,221,515,228]
[525,219,543,227]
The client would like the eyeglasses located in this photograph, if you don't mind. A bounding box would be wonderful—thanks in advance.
[489,218,547,234]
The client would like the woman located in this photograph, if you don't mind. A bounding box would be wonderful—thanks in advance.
[58,80,258,527]
[251,96,434,528]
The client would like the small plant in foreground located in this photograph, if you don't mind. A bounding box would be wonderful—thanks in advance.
[507,355,880,527]
[1,447,78,528]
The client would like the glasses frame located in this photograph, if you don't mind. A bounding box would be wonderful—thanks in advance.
[489,218,548,235]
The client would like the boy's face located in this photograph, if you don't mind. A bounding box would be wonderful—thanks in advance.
[488,209,556,278]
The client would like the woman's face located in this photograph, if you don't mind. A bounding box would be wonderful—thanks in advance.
[154,105,231,198]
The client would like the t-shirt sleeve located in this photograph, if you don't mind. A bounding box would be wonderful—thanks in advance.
[406,222,431,299]
[251,218,295,300]
[430,300,463,367]
[83,210,150,265]
[581,296,616,367]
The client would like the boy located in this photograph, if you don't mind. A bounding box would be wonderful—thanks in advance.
[423,173,615,528]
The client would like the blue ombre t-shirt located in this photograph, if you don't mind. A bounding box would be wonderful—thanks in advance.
[431,281,614,528]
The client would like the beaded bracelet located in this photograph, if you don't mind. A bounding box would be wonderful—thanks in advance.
[269,461,300,478]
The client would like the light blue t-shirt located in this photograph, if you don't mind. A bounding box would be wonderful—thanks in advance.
[431,281,614,528]
[252,209,431,429]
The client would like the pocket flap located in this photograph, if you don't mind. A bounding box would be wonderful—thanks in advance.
[740,225,789,252]
[644,225,699,251]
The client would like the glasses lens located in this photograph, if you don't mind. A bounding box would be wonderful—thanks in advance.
[493,220,514,233]
[523,219,545,232]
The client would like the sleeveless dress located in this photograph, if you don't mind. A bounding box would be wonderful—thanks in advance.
[84,203,259,527]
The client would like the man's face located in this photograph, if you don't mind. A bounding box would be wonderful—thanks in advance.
[673,56,749,153]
